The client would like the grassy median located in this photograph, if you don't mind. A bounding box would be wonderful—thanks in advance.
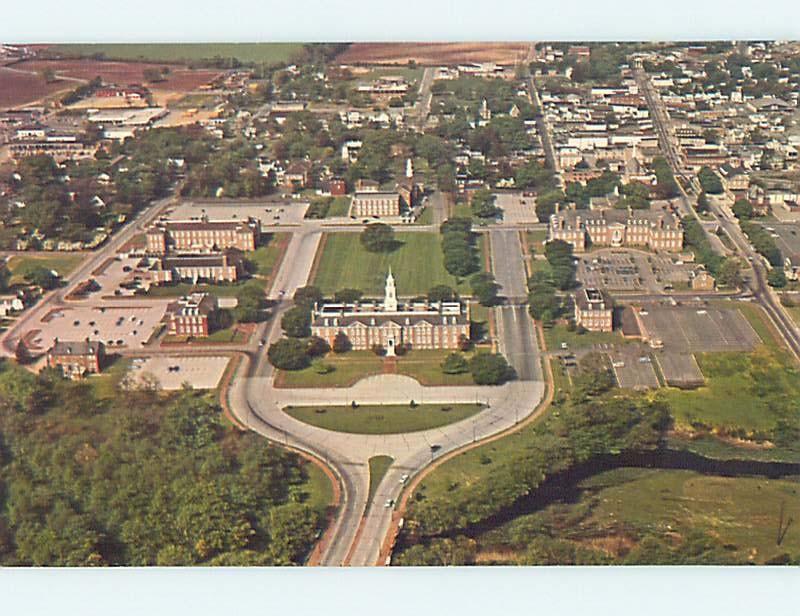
[284,403,485,435]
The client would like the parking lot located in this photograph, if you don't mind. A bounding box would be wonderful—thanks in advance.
[636,305,760,352]
[577,249,699,293]
[607,349,660,390]
[654,352,705,388]
[766,223,800,265]
[29,302,170,352]
[166,200,309,227]
[493,192,540,224]
[127,355,231,390]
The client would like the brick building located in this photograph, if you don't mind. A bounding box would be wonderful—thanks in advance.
[350,190,401,218]
[146,216,260,254]
[310,271,469,354]
[165,293,218,337]
[574,288,613,332]
[149,250,244,285]
[548,203,683,252]
[46,339,105,378]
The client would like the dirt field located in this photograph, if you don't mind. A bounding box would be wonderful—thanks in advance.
[0,67,72,107]
[336,42,534,66]
[17,59,222,92]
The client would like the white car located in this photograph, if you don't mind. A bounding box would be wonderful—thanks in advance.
[399,474,409,484]
[384,499,394,508]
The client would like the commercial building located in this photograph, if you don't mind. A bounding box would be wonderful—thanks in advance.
[310,271,470,354]
[46,339,105,378]
[146,216,261,254]
[574,288,613,332]
[165,293,218,338]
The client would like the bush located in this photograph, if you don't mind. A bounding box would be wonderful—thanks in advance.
[306,336,330,358]
[332,331,351,354]
[371,344,386,356]
[268,338,310,371]
[469,352,516,385]
[442,352,469,374]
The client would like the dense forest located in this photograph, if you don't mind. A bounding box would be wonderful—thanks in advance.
[0,360,326,566]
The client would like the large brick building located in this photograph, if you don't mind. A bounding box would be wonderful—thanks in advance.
[548,203,683,252]
[46,339,105,379]
[574,288,613,332]
[310,271,470,354]
[149,250,244,285]
[146,216,260,254]
[350,190,402,218]
[165,293,218,338]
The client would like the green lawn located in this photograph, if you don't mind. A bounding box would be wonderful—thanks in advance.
[482,467,800,565]
[52,43,306,64]
[414,207,433,225]
[277,351,384,388]
[527,229,547,254]
[7,253,85,285]
[543,323,629,351]
[249,234,288,276]
[143,278,266,298]
[327,196,351,218]
[299,462,335,516]
[313,232,475,296]
[277,349,475,388]
[284,403,485,435]
[368,456,394,503]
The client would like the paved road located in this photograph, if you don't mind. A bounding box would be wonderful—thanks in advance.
[412,68,435,132]
[490,229,529,300]
[636,65,800,361]
[0,189,182,356]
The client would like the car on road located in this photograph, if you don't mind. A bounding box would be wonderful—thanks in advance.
[399,474,409,484]
[384,499,394,508]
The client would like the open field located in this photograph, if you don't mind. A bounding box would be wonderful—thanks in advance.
[7,252,85,285]
[336,43,533,66]
[18,59,221,91]
[312,232,477,296]
[368,456,394,504]
[480,468,800,565]
[657,345,800,433]
[285,403,484,435]
[49,43,305,65]
[0,67,72,107]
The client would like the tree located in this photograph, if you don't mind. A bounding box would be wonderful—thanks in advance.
[441,352,468,375]
[696,191,709,214]
[470,272,500,306]
[535,190,564,222]
[469,352,515,385]
[0,264,9,292]
[234,283,265,322]
[267,338,310,370]
[24,267,59,290]
[334,288,363,303]
[15,340,32,365]
[360,223,397,252]
[208,308,233,333]
[306,336,330,358]
[732,198,754,220]
[697,166,723,194]
[470,188,500,219]
[143,67,166,83]
[332,331,351,354]
[717,258,742,288]
[281,306,311,338]
[293,285,323,309]
[427,285,457,303]
[544,239,576,290]
[767,268,787,288]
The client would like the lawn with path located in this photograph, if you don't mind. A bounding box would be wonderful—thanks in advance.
[284,403,485,435]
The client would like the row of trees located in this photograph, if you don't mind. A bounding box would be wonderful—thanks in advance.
[440,218,480,278]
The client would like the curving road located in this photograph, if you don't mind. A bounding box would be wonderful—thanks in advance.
[226,225,544,566]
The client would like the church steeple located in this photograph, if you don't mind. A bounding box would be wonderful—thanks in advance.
[384,268,398,312]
